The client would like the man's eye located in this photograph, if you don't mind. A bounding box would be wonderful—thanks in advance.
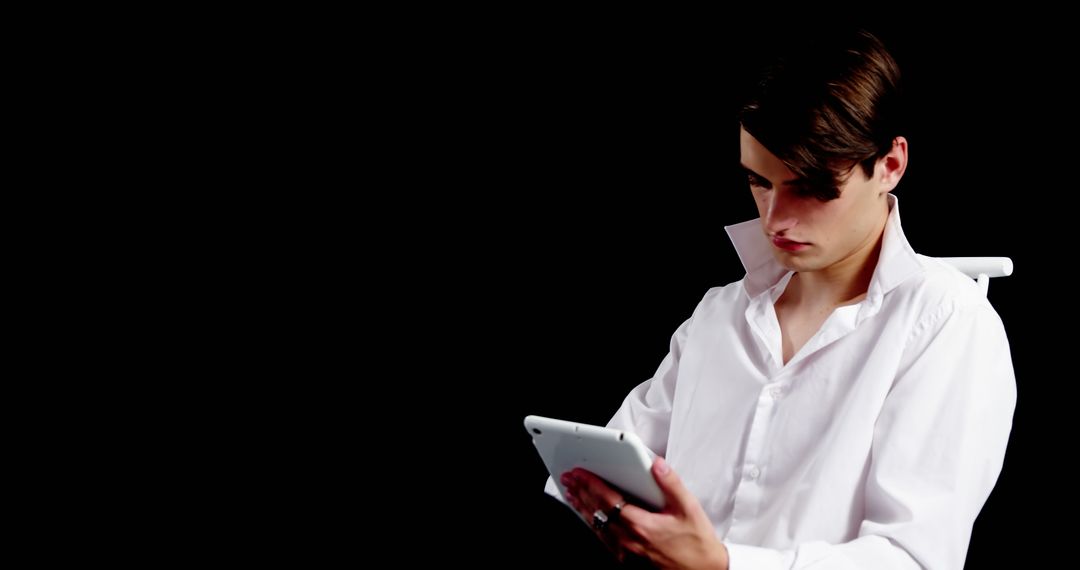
[792,185,829,198]
[747,175,766,188]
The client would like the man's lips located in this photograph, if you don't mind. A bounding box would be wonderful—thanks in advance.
[772,236,809,251]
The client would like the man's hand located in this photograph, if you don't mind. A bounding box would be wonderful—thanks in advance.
[561,457,729,569]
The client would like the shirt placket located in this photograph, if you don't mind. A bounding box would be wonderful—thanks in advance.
[728,293,788,540]
[727,370,787,540]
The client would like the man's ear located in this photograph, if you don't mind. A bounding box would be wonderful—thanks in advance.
[879,136,908,193]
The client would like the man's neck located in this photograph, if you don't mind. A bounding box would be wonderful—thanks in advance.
[787,215,888,310]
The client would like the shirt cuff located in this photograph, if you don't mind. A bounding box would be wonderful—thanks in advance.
[725,542,786,570]
[544,476,567,504]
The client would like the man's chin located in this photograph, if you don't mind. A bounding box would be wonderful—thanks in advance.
[772,251,819,272]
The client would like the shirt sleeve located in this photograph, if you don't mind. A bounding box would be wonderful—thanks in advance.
[605,314,694,456]
[725,300,1017,570]
[543,314,694,504]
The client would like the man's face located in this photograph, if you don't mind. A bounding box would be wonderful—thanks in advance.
[739,126,890,273]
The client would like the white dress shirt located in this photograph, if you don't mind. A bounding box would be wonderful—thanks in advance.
[545,195,1016,569]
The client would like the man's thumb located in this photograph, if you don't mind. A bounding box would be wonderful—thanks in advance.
[652,457,692,513]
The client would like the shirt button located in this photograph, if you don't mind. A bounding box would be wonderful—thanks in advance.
[747,466,761,479]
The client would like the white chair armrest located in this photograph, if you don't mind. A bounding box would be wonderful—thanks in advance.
[940,257,1014,297]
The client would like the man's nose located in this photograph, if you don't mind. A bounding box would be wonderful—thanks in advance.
[764,191,798,236]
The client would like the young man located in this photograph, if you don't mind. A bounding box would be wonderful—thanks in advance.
[548,30,1016,569]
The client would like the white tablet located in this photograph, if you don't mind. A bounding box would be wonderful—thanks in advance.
[525,415,665,511]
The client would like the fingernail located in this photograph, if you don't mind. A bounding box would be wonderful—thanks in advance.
[656,457,670,475]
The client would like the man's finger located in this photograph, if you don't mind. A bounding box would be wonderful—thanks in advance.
[563,468,640,542]
[566,469,624,519]
[652,457,695,515]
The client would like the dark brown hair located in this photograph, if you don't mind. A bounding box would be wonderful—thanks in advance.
[739,29,904,201]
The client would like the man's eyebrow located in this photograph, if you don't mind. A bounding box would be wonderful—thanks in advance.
[739,164,805,187]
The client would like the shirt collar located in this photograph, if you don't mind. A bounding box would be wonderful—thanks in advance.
[723,194,922,300]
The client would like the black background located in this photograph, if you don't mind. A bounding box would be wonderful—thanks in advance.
[47,9,1078,566]
[389,13,1076,568]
